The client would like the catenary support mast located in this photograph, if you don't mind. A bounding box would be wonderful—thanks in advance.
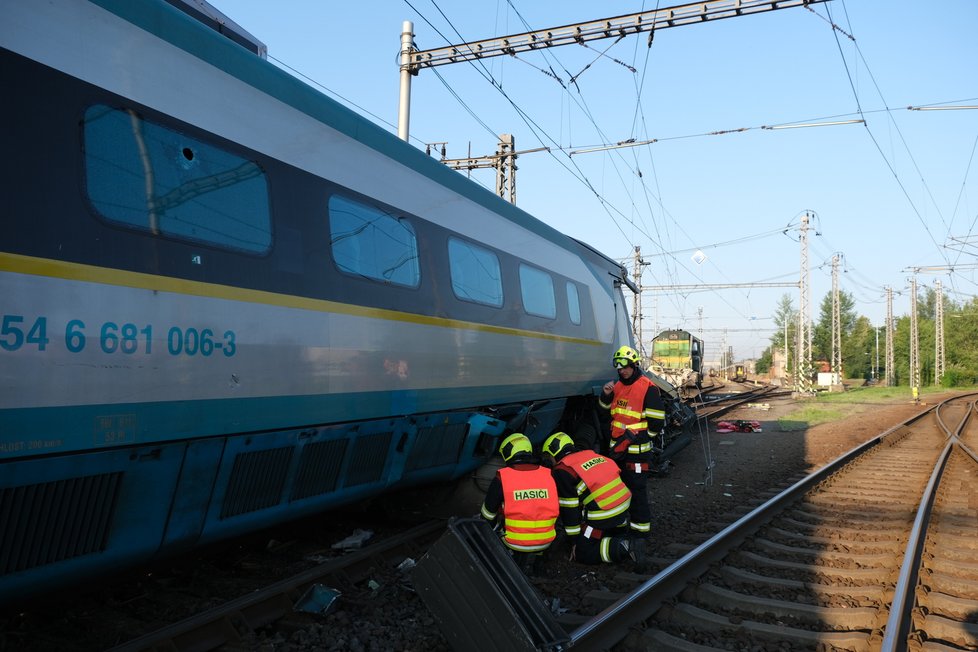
[831,253,842,381]
[885,286,895,387]
[795,213,813,395]
[631,247,650,359]
[397,0,829,141]
[910,276,920,403]
[935,279,945,385]
[436,135,547,204]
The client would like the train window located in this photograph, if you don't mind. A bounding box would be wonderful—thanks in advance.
[328,195,420,287]
[519,263,556,319]
[448,238,503,307]
[566,282,581,325]
[83,105,271,253]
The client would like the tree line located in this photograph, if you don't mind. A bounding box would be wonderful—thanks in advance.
[754,290,978,387]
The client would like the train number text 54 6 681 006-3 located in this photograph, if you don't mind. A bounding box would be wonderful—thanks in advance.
[0,315,237,357]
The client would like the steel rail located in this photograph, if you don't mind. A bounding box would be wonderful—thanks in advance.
[880,439,953,651]
[692,383,783,421]
[956,400,978,462]
[882,393,978,650]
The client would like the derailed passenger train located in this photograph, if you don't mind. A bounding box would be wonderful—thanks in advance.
[0,0,636,604]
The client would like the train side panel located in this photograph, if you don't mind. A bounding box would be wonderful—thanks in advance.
[1,269,607,453]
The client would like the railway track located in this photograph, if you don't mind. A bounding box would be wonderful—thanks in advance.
[566,392,978,651]
[102,394,978,652]
[691,382,786,421]
[108,520,445,652]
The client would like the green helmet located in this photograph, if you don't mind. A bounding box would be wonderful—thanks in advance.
[499,433,533,462]
[542,432,575,460]
[612,345,640,368]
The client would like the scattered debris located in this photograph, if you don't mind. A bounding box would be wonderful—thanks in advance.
[331,528,373,550]
[746,403,770,410]
[716,420,763,433]
[294,584,341,615]
[397,557,416,573]
[265,539,296,554]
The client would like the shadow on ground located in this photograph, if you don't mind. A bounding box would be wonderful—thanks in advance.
[777,420,810,432]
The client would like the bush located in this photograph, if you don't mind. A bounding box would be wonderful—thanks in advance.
[940,365,978,387]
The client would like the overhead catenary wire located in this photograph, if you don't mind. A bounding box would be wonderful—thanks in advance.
[557,101,977,155]
[948,132,978,268]
[417,0,824,328]
[501,0,710,320]
[413,0,970,328]
[282,0,734,326]
[274,3,968,296]
[269,0,756,286]
[405,1,612,201]
[389,2,970,348]
[819,1,951,268]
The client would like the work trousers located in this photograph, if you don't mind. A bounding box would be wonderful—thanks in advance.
[619,466,651,538]
[510,550,545,576]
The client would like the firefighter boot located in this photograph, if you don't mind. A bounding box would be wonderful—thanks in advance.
[530,553,550,578]
[516,552,536,576]
[631,538,651,572]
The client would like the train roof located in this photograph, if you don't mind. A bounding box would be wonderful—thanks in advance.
[571,237,633,290]
[163,0,266,57]
[652,329,702,340]
[88,0,623,275]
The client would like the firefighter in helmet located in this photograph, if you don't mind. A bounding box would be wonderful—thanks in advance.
[542,431,638,564]
[480,433,560,574]
[598,345,666,562]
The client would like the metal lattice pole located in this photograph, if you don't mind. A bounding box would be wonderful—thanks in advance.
[885,286,895,387]
[874,321,879,382]
[631,246,645,359]
[910,276,920,402]
[494,134,515,204]
[795,213,813,395]
[935,279,945,385]
[784,316,790,382]
[831,254,842,381]
[651,293,658,345]
[720,329,730,380]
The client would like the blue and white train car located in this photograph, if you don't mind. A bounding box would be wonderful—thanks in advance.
[0,0,635,604]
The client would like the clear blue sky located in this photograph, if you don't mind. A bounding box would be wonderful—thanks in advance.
[208,0,977,364]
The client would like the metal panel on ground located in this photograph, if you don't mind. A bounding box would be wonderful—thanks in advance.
[411,518,569,652]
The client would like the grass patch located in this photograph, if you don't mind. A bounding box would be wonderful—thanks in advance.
[777,420,808,432]
[777,404,847,431]
[775,384,978,432]
[817,386,913,404]
[818,384,978,404]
